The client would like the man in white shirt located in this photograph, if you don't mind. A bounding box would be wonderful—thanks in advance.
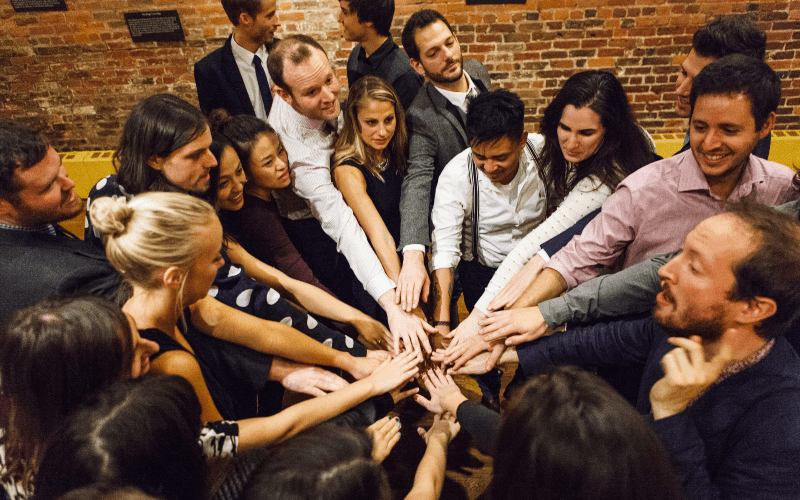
[430,90,545,334]
[430,90,545,407]
[194,0,281,119]
[267,34,434,355]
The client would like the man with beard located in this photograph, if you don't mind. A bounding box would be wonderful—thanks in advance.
[394,9,492,313]
[194,0,281,119]
[472,202,800,500]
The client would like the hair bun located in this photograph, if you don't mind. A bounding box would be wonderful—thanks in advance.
[89,196,133,238]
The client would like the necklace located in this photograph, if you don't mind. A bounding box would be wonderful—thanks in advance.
[376,158,389,172]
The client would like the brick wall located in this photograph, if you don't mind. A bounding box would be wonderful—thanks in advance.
[0,0,798,151]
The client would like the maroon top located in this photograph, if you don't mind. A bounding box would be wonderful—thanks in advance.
[222,193,336,298]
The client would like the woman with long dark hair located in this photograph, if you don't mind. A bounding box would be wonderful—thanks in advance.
[477,70,655,312]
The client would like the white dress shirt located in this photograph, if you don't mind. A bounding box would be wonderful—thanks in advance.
[231,36,273,120]
[472,175,613,313]
[431,133,546,272]
[435,72,477,114]
[268,95,396,301]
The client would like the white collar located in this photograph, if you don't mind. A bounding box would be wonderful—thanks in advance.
[434,72,477,110]
[231,35,268,65]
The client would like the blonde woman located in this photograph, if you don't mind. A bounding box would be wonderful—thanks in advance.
[90,192,420,449]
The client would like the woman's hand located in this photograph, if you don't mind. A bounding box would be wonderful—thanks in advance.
[486,255,545,311]
[418,412,460,445]
[367,415,402,463]
[415,367,467,415]
[366,350,421,396]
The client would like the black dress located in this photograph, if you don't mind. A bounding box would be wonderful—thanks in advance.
[340,158,402,245]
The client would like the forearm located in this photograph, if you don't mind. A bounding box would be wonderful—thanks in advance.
[236,375,380,451]
[373,235,402,282]
[511,268,567,309]
[538,252,673,326]
[406,434,449,500]
[190,297,356,373]
[433,267,454,322]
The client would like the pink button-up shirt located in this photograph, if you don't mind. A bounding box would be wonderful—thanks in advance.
[548,149,797,289]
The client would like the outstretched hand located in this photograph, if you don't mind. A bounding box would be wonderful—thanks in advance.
[486,255,545,312]
[397,250,430,312]
[352,316,393,351]
[650,335,735,420]
[418,412,460,445]
[368,415,402,463]
[385,302,435,356]
[415,367,467,415]
[367,350,422,396]
[479,307,550,345]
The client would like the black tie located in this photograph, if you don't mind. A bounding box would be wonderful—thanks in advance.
[252,54,273,117]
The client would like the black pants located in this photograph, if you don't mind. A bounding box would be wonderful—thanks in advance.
[457,259,503,398]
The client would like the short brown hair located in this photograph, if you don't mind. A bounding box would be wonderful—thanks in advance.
[267,35,327,94]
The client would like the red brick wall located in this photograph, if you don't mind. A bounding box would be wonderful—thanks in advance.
[0,0,798,151]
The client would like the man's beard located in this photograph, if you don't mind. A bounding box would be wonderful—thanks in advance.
[653,303,727,343]
[427,57,464,85]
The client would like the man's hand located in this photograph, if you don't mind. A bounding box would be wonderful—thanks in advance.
[269,357,349,397]
[650,335,735,420]
[446,309,485,349]
[367,416,402,463]
[433,334,505,374]
[397,249,430,312]
[415,367,467,415]
[382,291,435,356]
[486,255,546,311]
[479,307,550,346]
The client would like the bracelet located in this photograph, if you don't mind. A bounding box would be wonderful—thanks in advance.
[434,321,451,327]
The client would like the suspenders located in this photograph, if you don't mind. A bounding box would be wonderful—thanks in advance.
[467,137,539,261]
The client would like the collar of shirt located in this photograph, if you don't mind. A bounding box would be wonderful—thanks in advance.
[676,149,762,201]
[0,221,57,235]
[357,37,396,66]
[686,337,776,409]
[231,35,269,67]
[271,94,343,136]
[435,72,477,113]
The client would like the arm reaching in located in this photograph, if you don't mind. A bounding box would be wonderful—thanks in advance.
[397,249,431,312]
[486,255,545,311]
[510,268,568,309]
[269,357,349,397]
[405,413,461,500]
[239,350,421,451]
[478,307,550,346]
[189,296,375,380]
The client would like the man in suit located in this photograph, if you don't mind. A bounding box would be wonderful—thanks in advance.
[395,9,492,313]
[194,0,281,119]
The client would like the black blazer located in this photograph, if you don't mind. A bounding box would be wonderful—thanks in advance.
[194,35,265,117]
[0,227,121,320]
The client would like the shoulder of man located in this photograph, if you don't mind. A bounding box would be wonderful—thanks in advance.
[463,58,491,89]
[194,35,232,72]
